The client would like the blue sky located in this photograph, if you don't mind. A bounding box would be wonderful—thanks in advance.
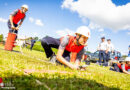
[0,0,130,55]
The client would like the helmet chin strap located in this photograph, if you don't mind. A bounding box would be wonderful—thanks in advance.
[21,8,26,13]
[76,34,82,46]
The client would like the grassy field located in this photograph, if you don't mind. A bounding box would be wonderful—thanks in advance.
[0,44,130,90]
[26,41,58,53]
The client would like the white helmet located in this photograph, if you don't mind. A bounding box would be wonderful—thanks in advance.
[76,26,90,38]
[125,57,130,61]
[21,4,28,10]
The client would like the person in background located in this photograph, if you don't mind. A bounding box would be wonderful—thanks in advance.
[128,45,130,57]
[105,39,114,66]
[117,51,121,60]
[30,38,36,50]
[97,37,107,65]
[8,4,28,40]
[110,57,130,74]
[41,26,90,70]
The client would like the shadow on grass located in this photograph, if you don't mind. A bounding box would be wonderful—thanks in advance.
[0,47,22,53]
[1,74,120,90]
[12,50,21,53]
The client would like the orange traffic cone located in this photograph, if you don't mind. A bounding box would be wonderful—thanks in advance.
[5,33,17,51]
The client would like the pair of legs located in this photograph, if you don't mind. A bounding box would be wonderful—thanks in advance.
[30,43,34,50]
[41,36,70,62]
[104,51,110,66]
[98,50,106,65]
[7,20,18,40]
[110,63,122,72]
[106,52,110,62]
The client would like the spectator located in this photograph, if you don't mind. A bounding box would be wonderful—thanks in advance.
[105,39,114,66]
[128,45,130,57]
[97,37,107,65]
[30,38,36,50]
[117,51,121,60]
[110,57,130,74]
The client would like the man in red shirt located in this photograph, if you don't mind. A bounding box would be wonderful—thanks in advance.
[110,57,130,74]
[41,26,90,70]
[8,4,28,38]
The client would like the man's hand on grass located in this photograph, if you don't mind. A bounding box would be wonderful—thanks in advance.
[70,64,80,70]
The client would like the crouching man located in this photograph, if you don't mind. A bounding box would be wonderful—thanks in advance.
[41,26,90,70]
[110,57,130,74]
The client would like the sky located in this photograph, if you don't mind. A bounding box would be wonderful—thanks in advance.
[0,0,130,55]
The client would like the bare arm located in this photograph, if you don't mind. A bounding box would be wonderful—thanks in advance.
[9,9,19,30]
[56,48,79,69]
[122,70,130,74]
[70,52,77,63]
[9,15,14,27]
[97,43,100,51]
[122,64,130,74]
[56,36,79,69]
[17,21,23,28]
[17,16,26,28]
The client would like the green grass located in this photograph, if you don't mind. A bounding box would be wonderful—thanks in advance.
[27,41,58,53]
[0,44,130,90]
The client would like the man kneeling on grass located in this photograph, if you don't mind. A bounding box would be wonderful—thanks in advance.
[110,57,130,74]
[41,26,90,70]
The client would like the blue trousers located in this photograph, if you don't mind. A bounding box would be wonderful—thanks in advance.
[106,51,110,62]
[30,44,34,50]
[111,63,122,72]
[8,20,18,34]
[128,51,130,57]
[98,50,106,64]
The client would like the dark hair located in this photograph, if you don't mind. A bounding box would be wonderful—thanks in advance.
[101,37,105,39]
[107,39,111,41]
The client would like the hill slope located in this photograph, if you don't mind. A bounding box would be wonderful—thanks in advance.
[0,45,130,90]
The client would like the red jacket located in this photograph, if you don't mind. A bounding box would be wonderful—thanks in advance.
[61,35,84,53]
[60,35,85,62]
[13,9,25,24]
[117,63,130,71]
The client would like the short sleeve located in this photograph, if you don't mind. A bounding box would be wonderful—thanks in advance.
[59,36,69,50]
[10,9,19,16]
[121,64,126,71]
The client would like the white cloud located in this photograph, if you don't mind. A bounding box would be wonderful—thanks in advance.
[35,19,44,26]
[33,32,38,37]
[56,28,75,36]
[127,32,130,35]
[0,17,7,23]
[98,29,104,32]
[62,0,130,31]
[88,21,104,32]
[29,17,34,23]
[29,17,44,27]
[100,33,106,37]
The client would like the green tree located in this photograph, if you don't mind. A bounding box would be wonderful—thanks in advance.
[34,37,39,41]
[0,34,3,42]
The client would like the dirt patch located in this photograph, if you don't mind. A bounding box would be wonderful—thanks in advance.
[24,69,73,74]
